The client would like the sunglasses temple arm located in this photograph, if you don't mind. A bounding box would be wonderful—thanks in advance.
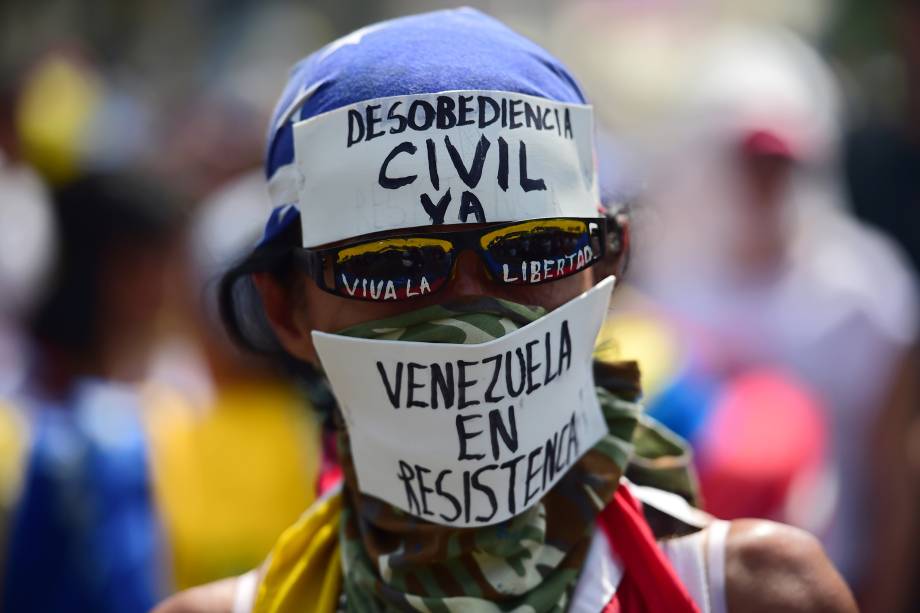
[299,250,328,289]
[608,214,630,277]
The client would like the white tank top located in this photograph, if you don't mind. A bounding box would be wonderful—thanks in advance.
[569,519,729,613]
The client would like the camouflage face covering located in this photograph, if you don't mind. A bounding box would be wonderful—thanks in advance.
[332,296,650,612]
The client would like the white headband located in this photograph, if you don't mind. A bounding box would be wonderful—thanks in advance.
[270,90,599,247]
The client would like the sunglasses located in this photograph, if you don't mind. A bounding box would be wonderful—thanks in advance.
[289,217,620,303]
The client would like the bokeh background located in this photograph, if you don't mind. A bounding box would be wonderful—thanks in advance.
[1,1,919,611]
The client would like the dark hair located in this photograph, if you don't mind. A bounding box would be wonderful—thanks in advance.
[216,215,337,415]
[217,212,302,356]
[28,172,182,356]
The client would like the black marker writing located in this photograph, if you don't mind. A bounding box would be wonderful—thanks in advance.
[373,319,573,409]
[394,410,581,525]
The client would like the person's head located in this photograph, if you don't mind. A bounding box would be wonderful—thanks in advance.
[639,26,840,278]
[221,9,627,367]
[29,172,181,389]
[188,170,279,379]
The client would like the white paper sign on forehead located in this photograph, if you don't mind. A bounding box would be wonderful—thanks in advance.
[286,90,598,247]
[312,277,615,528]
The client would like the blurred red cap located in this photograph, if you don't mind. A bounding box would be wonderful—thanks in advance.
[740,128,798,160]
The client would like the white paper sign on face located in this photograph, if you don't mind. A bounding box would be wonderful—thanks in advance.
[280,89,598,247]
[311,277,615,528]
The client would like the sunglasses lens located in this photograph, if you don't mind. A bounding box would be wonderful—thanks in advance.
[480,219,600,284]
[333,238,454,301]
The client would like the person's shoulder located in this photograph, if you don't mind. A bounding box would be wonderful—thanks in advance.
[151,576,239,613]
[724,519,857,613]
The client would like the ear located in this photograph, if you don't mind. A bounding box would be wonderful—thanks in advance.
[251,272,318,364]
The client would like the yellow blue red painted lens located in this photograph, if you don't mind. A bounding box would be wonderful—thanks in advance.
[336,237,453,264]
[479,219,588,250]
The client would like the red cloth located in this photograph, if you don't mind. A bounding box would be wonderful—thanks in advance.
[698,370,826,521]
[317,430,344,496]
[599,486,702,613]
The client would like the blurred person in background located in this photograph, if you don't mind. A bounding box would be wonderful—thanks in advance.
[0,67,56,398]
[154,96,265,206]
[157,9,855,613]
[846,0,920,278]
[626,25,920,609]
[0,37,324,606]
[142,169,321,591]
[0,162,323,608]
[841,0,920,607]
[0,63,56,596]
[595,310,833,532]
[2,172,182,613]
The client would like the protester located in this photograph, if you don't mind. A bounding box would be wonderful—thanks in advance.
[0,64,56,596]
[846,0,920,277]
[155,9,856,612]
[0,66,55,397]
[629,25,920,601]
[841,4,920,600]
[142,170,321,590]
[2,173,181,613]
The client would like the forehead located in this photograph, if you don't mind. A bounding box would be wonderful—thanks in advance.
[318,222,495,249]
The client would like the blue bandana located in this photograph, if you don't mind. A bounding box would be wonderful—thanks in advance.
[260,8,588,245]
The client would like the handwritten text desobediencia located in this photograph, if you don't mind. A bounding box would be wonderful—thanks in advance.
[347,92,573,225]
[291,89,598,251]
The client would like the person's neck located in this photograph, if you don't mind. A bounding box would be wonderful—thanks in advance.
[33,346,95,400]
[201,334,276,388]
[35,335,145,400]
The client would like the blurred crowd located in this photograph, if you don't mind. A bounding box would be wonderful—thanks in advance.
[1,0,919,611]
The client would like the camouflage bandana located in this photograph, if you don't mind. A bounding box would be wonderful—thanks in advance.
[331,296,653,612]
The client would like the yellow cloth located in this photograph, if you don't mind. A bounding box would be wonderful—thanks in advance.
[0,400,28,511]
[595,313,681,402]
[143,382,320,591]
[16,55,103,184]
[0,399,28,590]
[251,486,343,613]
